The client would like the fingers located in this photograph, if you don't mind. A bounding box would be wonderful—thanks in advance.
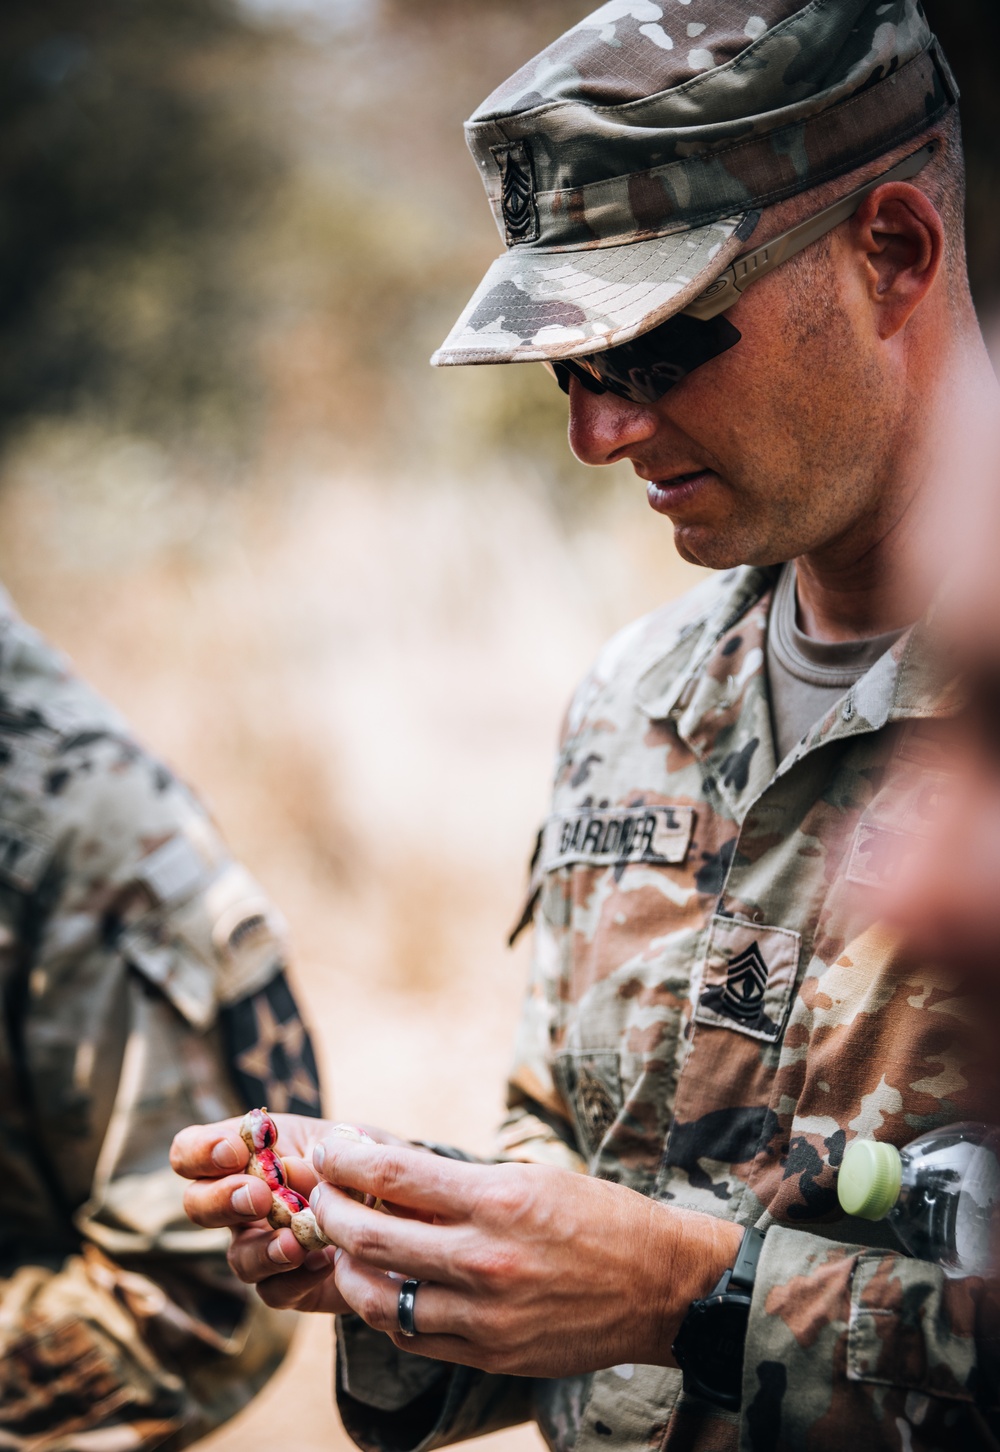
[171,1114,344,1184]
[255,1267,348,1314]
[183,1171,273,1229]
[171,1118,248,1180]
[310,1182,466,1282]
[227,1228,348,1314]
[334,1253,473,1342]
[226,1223,308,1282]
[334,1254,498,1367]
[314,1137,478,1218]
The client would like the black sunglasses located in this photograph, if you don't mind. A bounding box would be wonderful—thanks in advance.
[544,142,937,407]
[543,312,741,406]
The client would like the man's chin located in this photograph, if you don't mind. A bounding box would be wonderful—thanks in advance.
[671,527,752,572]
[671,521,796,572]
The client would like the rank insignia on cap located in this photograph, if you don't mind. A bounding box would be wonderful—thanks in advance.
[221,969,322,1116]
[491,142,539,246]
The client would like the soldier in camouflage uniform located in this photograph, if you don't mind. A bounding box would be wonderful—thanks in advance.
[0,587,323,1451]
[173,2,1000,1449]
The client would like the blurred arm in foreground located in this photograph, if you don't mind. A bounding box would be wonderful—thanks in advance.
[0,590,323,1452]
[873,403,1000,995]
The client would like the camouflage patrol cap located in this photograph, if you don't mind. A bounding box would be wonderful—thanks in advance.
[432,0,957,368]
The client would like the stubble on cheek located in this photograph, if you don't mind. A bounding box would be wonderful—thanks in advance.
[667,314,889,569]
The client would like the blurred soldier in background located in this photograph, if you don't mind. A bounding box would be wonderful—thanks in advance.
[174,3,1000,1451]
[0,587,322,1451]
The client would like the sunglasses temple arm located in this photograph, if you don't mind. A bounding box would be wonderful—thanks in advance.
[683,141,937,322]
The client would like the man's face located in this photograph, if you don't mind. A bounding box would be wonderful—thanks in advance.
[566,229,903,570]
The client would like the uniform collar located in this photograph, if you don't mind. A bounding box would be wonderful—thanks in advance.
[634,566,775,722]
[635,566,960,818]
[636,566,776,816]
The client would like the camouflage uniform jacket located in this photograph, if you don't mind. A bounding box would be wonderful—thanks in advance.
[0,592,323,1452]
[336,566,1000,1452]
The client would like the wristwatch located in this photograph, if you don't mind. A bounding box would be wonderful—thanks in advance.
[671,1226,767,1410]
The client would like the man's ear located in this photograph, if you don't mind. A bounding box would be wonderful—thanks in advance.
[849,183,945,341]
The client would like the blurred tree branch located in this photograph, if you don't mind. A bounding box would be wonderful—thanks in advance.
[0,0,283,449]
[0,0,993,476]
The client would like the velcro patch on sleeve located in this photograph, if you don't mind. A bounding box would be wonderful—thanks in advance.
[845,822,922,888]
[220,970,322,1117]
[540,804,694,871]
[694,916,801,1043]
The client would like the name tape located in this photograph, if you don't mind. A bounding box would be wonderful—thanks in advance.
[541,804,694,871]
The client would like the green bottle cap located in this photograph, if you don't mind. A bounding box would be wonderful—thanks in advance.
[838,1139,903,1220]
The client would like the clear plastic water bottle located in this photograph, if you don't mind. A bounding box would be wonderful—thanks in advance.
[837,1121,1000,1277]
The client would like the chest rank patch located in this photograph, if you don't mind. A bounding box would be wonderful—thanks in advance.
[491,141,540,246]
[541,803,695,873]
[694,916,801,1043]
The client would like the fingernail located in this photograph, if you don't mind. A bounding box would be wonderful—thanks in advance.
[309,1185,323,1213]
[267,1238,290,1265]
[212,1140,241,1171]
[305,1246,336,1272]
[232,1185,256,1216]
[313,1143,326,1172]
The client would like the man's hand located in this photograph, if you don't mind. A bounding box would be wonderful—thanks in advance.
[310,1134,743,1377]
[170,1115,409,1314]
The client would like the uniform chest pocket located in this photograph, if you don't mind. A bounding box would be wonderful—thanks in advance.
[519,802,707,1179]
[531,803,702,1045]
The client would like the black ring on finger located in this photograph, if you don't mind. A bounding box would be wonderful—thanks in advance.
[397,1278,420,1337]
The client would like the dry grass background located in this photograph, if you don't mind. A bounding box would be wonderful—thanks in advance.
[0,423,704,1452]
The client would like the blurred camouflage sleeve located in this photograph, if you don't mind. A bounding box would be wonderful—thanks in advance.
[741,1225,1000,1450]
[0,602,322,1452]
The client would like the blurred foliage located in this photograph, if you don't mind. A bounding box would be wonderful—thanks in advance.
[0,0,597,488]
[0,0,994,484]
[923,0,1000,315]
[0,0,281,450]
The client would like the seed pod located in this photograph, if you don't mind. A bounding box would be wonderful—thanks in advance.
[240,1106,331,1251]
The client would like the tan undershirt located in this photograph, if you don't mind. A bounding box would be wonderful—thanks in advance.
[766,563,905,763]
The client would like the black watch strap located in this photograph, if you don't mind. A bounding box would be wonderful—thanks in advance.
[728,1224,767,1293]
[671,1226,767,1411]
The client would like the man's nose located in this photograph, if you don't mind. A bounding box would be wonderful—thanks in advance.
[566,378,658,466]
